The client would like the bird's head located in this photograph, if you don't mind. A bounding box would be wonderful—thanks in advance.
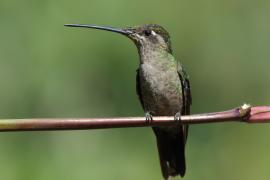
[65,24,172,53]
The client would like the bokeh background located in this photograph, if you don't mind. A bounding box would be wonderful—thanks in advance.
[0,0,270,179]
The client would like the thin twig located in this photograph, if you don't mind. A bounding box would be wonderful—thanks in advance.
[0,104,269,132]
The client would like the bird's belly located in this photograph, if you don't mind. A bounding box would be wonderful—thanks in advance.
[145,93,182,116]
[139,65,183,116]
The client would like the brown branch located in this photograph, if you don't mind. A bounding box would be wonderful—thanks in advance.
[0,104,269,132]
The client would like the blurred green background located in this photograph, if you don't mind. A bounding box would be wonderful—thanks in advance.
[0,0,270,179]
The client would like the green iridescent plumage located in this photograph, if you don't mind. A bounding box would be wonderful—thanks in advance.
[132,24,192,179]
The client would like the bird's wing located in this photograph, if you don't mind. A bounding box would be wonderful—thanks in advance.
[177,62,192,143]
[177,62,192,115]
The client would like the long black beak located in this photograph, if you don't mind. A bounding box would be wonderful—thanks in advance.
[64,24,133,36]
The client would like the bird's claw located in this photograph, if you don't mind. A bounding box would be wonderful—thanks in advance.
[174,112,181,122]
[145,112,153,124]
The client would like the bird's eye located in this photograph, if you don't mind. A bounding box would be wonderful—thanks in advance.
[143,30,152,36]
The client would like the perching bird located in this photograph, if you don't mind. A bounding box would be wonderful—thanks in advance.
[65,24,192,179]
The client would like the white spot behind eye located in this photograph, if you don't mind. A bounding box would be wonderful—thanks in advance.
[151,30,157,36]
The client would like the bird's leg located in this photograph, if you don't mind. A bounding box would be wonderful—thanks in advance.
[145,112,153,124]
[174,112,181,122]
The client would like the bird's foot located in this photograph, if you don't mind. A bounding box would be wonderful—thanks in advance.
[174,112,181,122]
[145,112,153,124]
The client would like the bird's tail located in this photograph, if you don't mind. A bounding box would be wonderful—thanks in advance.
[153,126,186,179]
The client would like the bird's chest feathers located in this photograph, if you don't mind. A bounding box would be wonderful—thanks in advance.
[140,60,181,96]
[139,60,183,115]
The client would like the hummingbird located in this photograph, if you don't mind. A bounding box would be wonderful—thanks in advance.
[65,24,192,179]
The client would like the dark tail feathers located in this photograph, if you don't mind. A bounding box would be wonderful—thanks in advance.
[153,126,186,179]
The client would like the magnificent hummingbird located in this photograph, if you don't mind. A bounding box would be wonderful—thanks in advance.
[65,24,192,179]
